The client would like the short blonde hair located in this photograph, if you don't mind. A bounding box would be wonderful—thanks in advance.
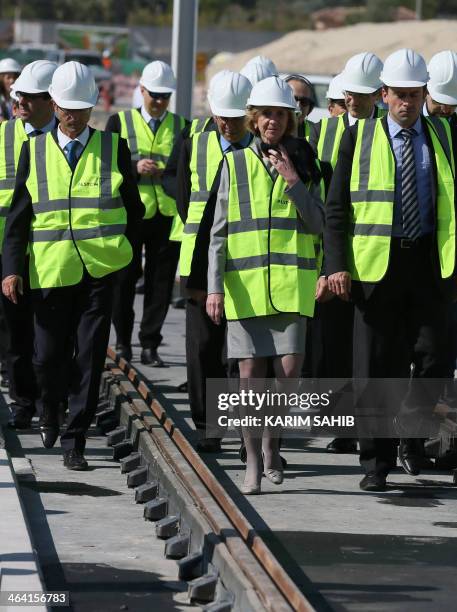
[245,106,297,137]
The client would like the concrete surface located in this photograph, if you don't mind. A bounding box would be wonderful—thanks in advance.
[123,298,457,612]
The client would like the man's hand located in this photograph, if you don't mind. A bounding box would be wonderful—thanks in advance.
[137,159,159,175]
[316,276,335,303]
[206,293,224,325]
[2,274,23,304]
[327,271,351,301]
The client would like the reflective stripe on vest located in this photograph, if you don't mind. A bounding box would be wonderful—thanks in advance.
[179,130,223,276]
[348,117,455,282]
[119,109,185,218]
[26,131,132,289]
[298,120,311,141]
[317,115,347,169]
[224,147,318,320]
[189,117,211,137]
[0,119,28,251]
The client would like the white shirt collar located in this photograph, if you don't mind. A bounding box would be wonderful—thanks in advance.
[24,116,56,135]
[422,102,429,116]
[57,124,90,150]
[347,107,377,126]
[140,105,167,124]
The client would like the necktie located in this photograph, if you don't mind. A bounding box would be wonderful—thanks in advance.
[64,140,80,171]
[28,129,43,138]
[400,128,421,239]
[149,118,160,134]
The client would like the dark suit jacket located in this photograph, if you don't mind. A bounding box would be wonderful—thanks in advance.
[2,126,145,280]
[323,114,456,301]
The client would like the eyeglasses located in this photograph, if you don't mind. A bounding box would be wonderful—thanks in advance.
[16,91,50,100]
[294,95,313,106]
[147,91,172,100]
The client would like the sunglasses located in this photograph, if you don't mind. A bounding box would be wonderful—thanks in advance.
[147,91,172,100]
[16,91,50,100]
[294,95,313,106]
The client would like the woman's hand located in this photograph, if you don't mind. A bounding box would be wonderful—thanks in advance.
[268,144,300,188]
[206,293,224,325]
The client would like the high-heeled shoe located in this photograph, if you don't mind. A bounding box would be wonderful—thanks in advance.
[241,473,262,495]
[265,469,283,485]
[241,482,261,495]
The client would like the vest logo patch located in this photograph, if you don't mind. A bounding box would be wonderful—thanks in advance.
[277,198,290,207]
[79,180,100,188]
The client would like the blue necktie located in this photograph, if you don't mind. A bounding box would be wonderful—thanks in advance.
[149,118,160,134]
[64,141,80,171]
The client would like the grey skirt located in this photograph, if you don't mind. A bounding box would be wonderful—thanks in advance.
[227,313,307,359]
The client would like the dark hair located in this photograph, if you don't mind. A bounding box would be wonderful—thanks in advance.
[284,74,316,112]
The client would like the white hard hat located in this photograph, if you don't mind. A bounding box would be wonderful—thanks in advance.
[10,88,19,102]
[326,74,345,99]
[247,76,296,109]
[13,60,57,94]
[207,70,251,117]
[140,60,176,93]
[0,57,21,74]
[240,55,278,85]
[340,52,383,94]
[49,61,98,109]
[427,50,457,106]
[380,48,428,88]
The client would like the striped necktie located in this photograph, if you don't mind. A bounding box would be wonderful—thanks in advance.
[400,128,421,240]
[64,140,80,171]
[149,118,160,134]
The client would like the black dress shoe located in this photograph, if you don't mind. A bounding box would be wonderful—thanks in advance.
[141,347,164,367]
[359,473,387,492]
[40,425,60,449]
[63,449,88,471]
[196,438,222,453]
[8,406,34,430]
[326,438,357,453]
[115,343,132,362]
[398,442,424,476]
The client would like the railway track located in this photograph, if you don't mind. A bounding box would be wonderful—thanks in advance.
[101,347,314,612]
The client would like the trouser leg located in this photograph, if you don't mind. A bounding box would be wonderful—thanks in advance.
[111,240,142,347]
[186,298,227,432]
[61,276,113,452]
[1,264,36,412]
[139,215,179,349]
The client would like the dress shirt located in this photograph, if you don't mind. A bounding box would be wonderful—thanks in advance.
[347,107,377,126]
[57,124,90,152]
[387,114,433,237]
[24,116,56,136]
[219,132,252,153]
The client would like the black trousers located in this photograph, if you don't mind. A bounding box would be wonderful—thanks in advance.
[0,256,36,411]
[32,273,113,452]
[186,298,227,432]
[353,239,450,476]
[112,214,180,349]
[305,299,354,378]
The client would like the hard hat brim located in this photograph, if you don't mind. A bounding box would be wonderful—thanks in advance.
[381,79,427,88]
[208,101,246,117]
[139,78,175,94]
[427,85,457,106]
[13,77,48,95]
[49,88,98,109]
[246,99,296,109]
[341,82,381,94]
